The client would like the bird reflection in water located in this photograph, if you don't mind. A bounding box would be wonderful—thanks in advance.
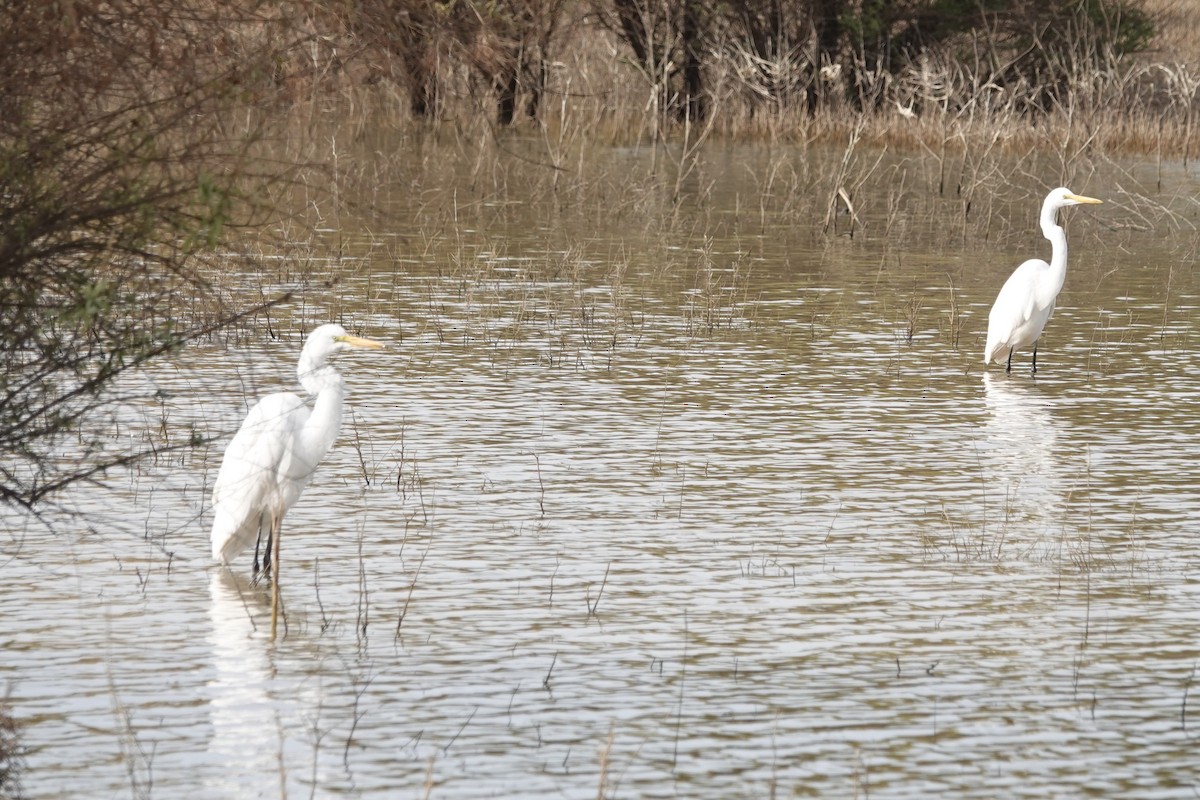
[204,570,278,796]
[980,373,1065,542]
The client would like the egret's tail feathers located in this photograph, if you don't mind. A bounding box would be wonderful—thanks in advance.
[983,337,1009,366]
[211,510,264,564]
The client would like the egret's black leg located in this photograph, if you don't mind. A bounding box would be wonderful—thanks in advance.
[1031,342,1038,375]
[252,513,265,574]
[1005,349,1013,374]
[262,517,274,577]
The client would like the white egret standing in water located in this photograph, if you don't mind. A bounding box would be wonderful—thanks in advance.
[984,187,1102,374]
[210,323,383,638]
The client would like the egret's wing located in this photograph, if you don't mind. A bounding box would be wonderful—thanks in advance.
[985,259,1048,361]
[210,393,310,563]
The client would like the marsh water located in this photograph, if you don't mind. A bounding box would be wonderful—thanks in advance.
[4,138,1200,798]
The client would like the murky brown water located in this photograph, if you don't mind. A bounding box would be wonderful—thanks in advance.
[3,140,1200,798]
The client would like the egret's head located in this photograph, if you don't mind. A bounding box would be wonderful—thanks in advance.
[304,323,385,362]
[1050,187,1103,208]
[296,323,384,394]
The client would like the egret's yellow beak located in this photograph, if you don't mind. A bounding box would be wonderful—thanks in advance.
[337,334,385,349]
[1067,194,1103,205]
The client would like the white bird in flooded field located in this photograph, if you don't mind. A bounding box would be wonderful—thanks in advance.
[984,187,1103,374]
[210,323,383,637]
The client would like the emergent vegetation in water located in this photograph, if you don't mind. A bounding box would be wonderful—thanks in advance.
[0,697,20,800]
[210,323,384,638]
[983,188,1104,374]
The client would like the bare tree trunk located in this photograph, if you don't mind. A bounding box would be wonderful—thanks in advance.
[810,0,843,112]
[403,37,438,118]
[611,0,652,65]
[680,0,704,121]
[496,62,520,124]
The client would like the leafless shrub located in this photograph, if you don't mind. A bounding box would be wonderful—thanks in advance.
[0,2,317,511]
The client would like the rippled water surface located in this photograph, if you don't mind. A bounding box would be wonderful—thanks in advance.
[4,144,1200,798]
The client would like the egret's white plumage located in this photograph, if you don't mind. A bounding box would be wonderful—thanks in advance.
[984,187,1102,374]
[210,392,311,564]
[210,323,383,568]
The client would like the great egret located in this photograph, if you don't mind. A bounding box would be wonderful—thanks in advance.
[983,187,1102,374]
[210,323,383,637]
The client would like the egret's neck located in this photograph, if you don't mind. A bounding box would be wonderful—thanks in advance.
[1040,204,1069,286]
[297,350,343,396]
[297,358,347,462]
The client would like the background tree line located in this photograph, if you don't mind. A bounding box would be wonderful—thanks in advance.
[348,0,1154,125]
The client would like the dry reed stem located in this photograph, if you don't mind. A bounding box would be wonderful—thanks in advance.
[596,724,614,800]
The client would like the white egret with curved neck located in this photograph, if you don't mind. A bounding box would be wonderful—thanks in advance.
[984,187,1102,374]
[210,323,383,638]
